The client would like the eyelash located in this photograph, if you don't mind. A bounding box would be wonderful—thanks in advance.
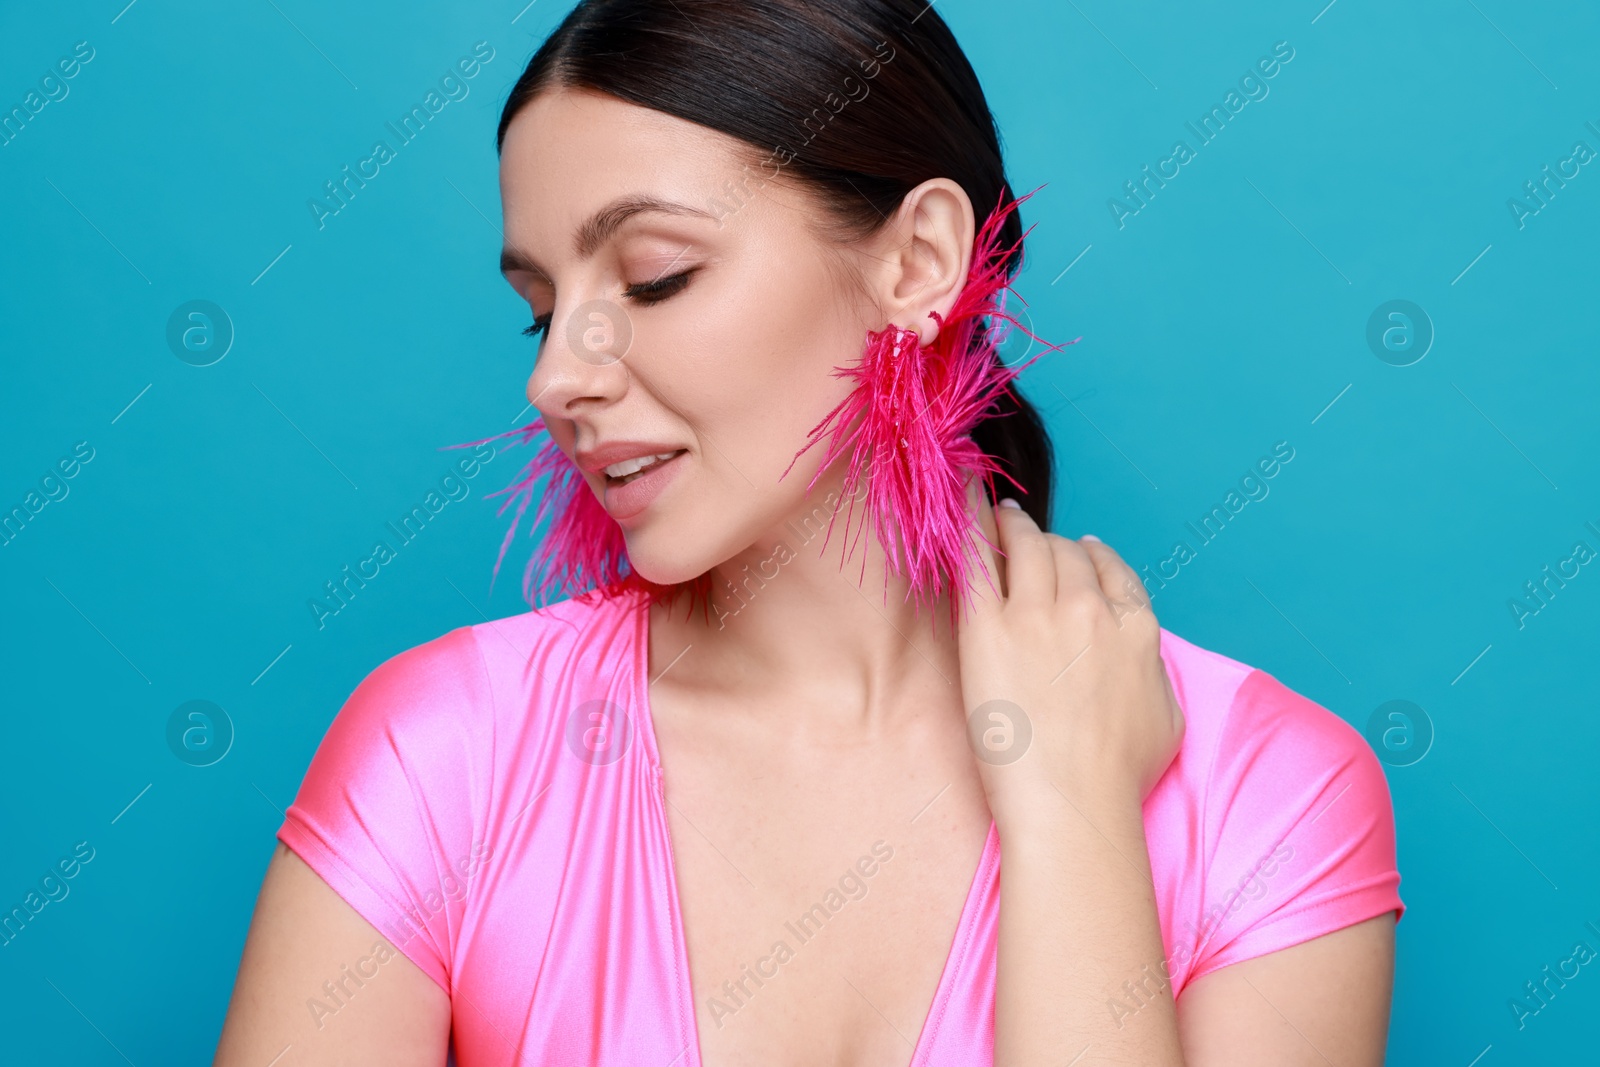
[624,269,694,305]
[521,270,695,341]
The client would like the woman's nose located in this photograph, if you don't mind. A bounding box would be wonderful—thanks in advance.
[526,297,635,413]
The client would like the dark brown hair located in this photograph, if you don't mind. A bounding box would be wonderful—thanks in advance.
[497,0,1055,528]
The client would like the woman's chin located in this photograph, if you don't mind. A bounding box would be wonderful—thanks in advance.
[621,545,711,588]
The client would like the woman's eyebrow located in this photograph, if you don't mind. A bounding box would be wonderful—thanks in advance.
[498,194,715,279]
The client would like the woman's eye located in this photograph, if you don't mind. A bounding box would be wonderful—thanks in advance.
[522,314,552,341]
[520,269,692,343]
[623,270,694,304]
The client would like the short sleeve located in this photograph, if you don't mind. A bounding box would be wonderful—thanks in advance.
[1184,668,1404,983]
[276,625,495,994]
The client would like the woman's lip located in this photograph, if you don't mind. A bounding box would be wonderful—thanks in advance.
[577,441,689,476]
[601,450,687,521]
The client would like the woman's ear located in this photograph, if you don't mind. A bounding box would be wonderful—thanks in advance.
[865,178,975,347]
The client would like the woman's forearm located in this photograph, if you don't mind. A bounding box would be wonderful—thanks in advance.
[993,781,1186,1067]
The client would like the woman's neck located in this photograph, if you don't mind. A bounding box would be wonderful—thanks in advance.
[649,484,970,733]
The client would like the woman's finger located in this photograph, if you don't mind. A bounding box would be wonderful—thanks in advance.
[961,472,1006,610]
[1041,531,1101,606]
[991,497,1056,610]
[1079,536,1154,622]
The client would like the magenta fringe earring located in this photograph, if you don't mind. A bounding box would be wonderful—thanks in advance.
[779,184,1078,632]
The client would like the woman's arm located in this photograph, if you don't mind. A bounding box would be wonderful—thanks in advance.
[993,774,1187,1064]
[212,842,451,1067]
[994,789,1395,1065]
[1177,912,1395,1065]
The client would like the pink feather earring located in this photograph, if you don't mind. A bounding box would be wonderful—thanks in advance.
[778,184,1078,635]
[442,419,711,614]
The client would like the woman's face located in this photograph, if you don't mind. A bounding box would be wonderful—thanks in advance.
[499,87,883,586]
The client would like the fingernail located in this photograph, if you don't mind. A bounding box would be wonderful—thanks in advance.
[999,498,1021,510]
[1080,533,1101,542]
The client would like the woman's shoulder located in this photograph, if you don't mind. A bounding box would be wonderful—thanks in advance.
[1148,627,1404,991]
[466,583,643,693]
[1156,626,1374,789]
[279,585,645,928]
[323,584,640,752]
[363,585,636,700]
[1151,624,1391,850]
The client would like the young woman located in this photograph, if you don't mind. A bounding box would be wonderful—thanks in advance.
[215,2,1403,1064]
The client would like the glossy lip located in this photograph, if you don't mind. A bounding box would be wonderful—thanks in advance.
[575,440,688,477]
[601,450,687,522]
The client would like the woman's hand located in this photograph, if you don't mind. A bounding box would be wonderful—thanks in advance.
[955,476,1185,833]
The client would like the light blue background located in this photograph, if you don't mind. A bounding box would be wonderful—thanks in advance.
[2,0,1596,1062]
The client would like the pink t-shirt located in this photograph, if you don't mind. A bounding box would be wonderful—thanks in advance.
[278,582,1403,1064]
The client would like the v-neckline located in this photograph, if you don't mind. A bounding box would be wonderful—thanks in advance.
[627,586,999,1067]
